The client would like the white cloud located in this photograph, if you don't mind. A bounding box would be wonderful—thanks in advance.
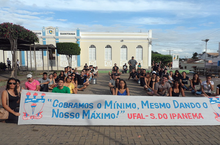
[57,19,67,22]
[125,17,180,25]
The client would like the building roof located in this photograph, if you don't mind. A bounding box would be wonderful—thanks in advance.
[207,53,219,56]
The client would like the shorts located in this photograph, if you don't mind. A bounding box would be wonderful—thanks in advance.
[77,85,84,88]
[205,92,211,96]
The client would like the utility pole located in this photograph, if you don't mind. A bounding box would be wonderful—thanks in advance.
[167,50,173,55]
[202,39,209,75]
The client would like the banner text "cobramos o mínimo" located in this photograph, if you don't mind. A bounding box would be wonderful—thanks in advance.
[18,90,220,126]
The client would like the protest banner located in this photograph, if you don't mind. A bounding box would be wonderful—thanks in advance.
[18,90,220,126]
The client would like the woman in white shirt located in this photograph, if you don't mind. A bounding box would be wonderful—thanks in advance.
[201,75,215,97]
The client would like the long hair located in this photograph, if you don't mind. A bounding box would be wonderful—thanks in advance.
[119,79,127,90]
[172,80,182,90]
[175,70,182,78]
[193,73,200,83]
[115,78,121,89]
[6,78,18,95]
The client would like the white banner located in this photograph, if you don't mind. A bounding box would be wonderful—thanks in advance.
[172,54,179,68]
[18,90,220,126]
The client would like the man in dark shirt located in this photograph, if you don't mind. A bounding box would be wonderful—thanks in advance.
[128,68,137,80]
[140,69,147,86]
[77,70,89,91]
[122,63,128,73]
[84,63,88,69]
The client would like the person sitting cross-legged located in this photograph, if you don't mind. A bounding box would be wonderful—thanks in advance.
[154,75,171,96]
[77,70,89,91]
[25,74,40,91]
[38,72,50,92]
[52,79,70,93]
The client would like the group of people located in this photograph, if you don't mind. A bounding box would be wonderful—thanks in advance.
[127,61,219,97]
[0,65,98,123]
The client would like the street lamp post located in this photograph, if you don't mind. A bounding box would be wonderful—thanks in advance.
[202,39,209,75]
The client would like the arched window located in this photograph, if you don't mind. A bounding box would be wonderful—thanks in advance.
[120,45,127,61]
[136,45,143,60]
[89,45,96,61]
[105,45,112,61]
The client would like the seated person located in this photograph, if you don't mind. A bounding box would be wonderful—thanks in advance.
[64,67,69,77]
[168,71,174,85]
[108,63,120,78]
[122,63,128,73]
[109,74,117,94]
[216,84,220,95]
[53,71,59,84]
[64,76,76,94]
[58,71,65,81]
[48,73,56,90]
[71,73,78,94]
[52,79,70,93]
[169,81,185,97]
[137,63,141,70]
[145,72,156,91]
[77,70,89,91]
[190,73,202,95]
[181,71,191,90]
[114,79,130,95]
[38,72,50,92]
[25,74,40,91]
[173,70,182,82]
[128,68,137,80]
[154,75,171,96]
[201,75,215,97]
[159,68,164,78]
[94,66,99,77]
[140,69,147,86]
[84,63,88,69]
[147,74,160,96]
[135,69,141,82]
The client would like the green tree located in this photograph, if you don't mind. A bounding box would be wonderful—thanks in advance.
[192,52,198,59]
[152,53,172,66]
[0,22,38,78]
[56,42,81,67]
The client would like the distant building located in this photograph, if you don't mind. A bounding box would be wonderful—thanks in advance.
[0,26,152,70]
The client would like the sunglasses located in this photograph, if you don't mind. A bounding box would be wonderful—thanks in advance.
[9,82,16,85]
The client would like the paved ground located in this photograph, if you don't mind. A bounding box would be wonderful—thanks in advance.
[0,72,220,145]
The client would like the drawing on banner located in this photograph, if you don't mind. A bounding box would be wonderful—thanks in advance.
[172,54,179,68]
[23,92,45,120]
[209,97,220,122]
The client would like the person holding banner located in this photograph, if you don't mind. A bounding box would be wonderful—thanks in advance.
[114,79,130,95]
[154,75,171,96]
[201,75,215,97]
[169,81,185,97]
[64,76,76,94]
[1,78,20,123]
[52,79,70,93]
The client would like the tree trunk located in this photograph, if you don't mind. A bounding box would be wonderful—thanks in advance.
[9,39,17,78]
[66,55,72,67]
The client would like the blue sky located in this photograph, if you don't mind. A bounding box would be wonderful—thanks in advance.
[1,0,220,58]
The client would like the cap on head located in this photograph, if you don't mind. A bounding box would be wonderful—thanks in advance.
[152,71,156,74]
[27,74,32,78]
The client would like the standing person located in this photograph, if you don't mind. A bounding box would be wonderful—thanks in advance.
[77,70,89,91]
[52,79,70,93]
[25,74,40,91]
[128,56,137,73]
[38,72,50,92]
[122,63,128,74]
[169,81,185,97]
[16,59,20,70]
[48,74,56,90]
[154,75,171,96]
[1,78,20,123]
[201,75,215,97]
[190,73,202,95]
[114,79,130,95]
[64,77,76,94]
[7,58,11,70]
